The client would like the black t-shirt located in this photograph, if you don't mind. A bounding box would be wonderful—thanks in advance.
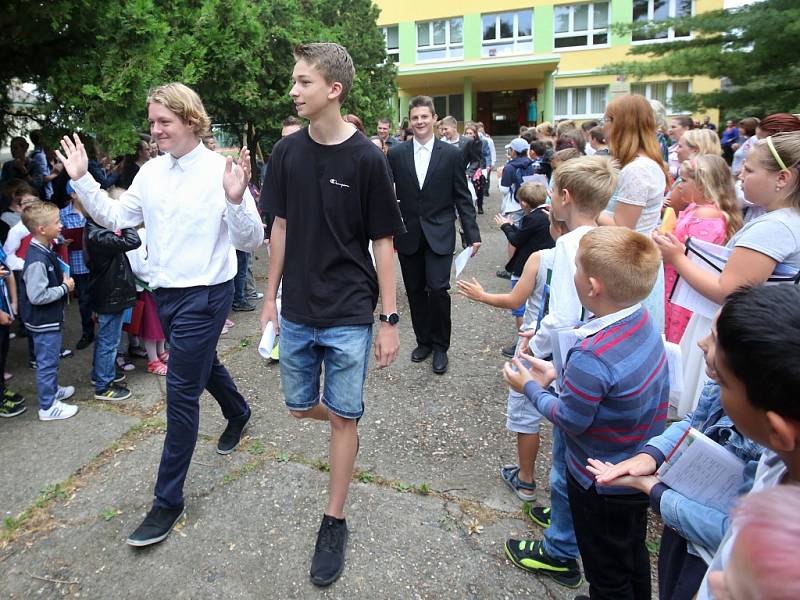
[265,127,405,327]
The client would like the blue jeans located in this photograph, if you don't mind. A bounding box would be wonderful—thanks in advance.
[233,250,249,306]
[32,330,62,410]
[279,318,372,420]
[543,427,580,560]
[92,311,125,391]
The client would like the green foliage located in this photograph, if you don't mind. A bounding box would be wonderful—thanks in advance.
[356,470,375,483]
[607,0,800,117]
[0,0,394,156]
[100,507,120,521]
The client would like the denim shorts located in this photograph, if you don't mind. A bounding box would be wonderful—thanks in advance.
[510,277,526,317]
[278,318,372,420]
[505,348,543,434]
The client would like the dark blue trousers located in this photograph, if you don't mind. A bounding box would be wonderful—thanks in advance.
[153,280,249,508]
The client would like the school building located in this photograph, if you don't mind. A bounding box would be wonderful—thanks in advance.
[374,0,721,134]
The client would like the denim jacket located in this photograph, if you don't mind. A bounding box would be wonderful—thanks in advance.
[643,381,764,561]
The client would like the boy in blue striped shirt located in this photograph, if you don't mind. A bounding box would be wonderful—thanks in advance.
[505,226,669,600]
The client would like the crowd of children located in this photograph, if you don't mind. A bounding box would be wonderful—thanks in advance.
[457,112,800,600]
[2,76,800,598]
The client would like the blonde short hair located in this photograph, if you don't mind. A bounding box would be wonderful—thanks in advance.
[21,200,59,234]
[517,182,548,208]
[147,83,211,137]
[441,115,458,128]
[552,155,620,216]
[578,227,661,305]
[293,42,355,105]
[682,128,722,156]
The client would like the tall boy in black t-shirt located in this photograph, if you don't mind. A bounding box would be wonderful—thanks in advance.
[260,43,405,587]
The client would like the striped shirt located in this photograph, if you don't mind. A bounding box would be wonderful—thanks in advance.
[524,305,669,494]
[59,203,89,275]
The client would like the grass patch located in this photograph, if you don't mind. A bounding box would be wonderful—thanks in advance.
[100,508,120,521]
[356,471,375,483]
[248,440,267,455]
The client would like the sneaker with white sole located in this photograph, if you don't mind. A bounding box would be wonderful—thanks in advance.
[95,385,132,401]
[38,399,79,421]
[54,385,75,402]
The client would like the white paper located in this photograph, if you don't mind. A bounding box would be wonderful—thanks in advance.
[658,428,745,512]
[671,238,799,319]
[454,246,472,278]
[522,174,549,186]
[549,326,582,376]
[257,298,280,359]
[663,339,684,410]
[258,322,276,359]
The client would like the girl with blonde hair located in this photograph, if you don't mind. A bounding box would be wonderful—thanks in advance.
[664,155,742,343]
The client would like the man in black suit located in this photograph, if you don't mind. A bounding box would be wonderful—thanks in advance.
[387,96,481,375]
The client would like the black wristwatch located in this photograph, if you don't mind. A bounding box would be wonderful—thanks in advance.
[379,313,400,325]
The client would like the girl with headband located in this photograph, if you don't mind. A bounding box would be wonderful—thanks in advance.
[653,131,800,416]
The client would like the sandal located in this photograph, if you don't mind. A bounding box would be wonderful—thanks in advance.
[158,351,170,363]
[500,464,537,501]
[116,354,136,371]
[147,359,168,376]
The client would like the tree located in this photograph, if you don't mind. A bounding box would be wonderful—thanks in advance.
[1,0,396,171]
[606,0,800,117]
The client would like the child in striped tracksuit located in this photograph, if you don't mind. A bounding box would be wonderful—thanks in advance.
[505,227,669,600]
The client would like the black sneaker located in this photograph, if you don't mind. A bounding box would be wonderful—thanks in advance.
[504,539,582,588]
[501,343,517,358]
[91,371,127,386]
[217,409,251,455]
[28,360,38,370]
[3,389,25,406]
[231,302,256,312]
[76,333,94,350]
[525,505,552,528]
[496,269,512,280]
[126,505,185,547]
[60,348,74,359]
[94,385,132,401]
[0,399,26,418]
[310,515,348,587]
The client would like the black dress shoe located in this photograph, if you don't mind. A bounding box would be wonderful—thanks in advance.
[126,504,185,547]
[411,345,432,362]
[217,409,251,455]
[432,350,448,374]
[76,333,94,350]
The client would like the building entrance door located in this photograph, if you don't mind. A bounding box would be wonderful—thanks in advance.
[477,89,537,136]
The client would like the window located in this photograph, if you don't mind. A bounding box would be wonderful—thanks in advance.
[416,18,463,61]
[553,2,609,49]
[554,86,608,119]
[481,10,533,57]
[432,94,464,122]
[630,80,691,111]
[382,25,399,63]
[632,0,693,42]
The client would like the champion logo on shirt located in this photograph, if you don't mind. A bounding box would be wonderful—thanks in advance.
[329,179,350,189]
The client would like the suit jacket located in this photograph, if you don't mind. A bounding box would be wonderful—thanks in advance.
[388,139,481,256]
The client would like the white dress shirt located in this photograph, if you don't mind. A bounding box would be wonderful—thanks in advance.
[412,136,435,189]
[73,141,263,289]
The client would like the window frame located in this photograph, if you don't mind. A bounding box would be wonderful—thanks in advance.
[382,25,400,63]
[629,80,693,113]
[553,1,610,51]
[631,0,694,43]
[553,85,608,120]
[481,10,534,57]
[416,18,464,62]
